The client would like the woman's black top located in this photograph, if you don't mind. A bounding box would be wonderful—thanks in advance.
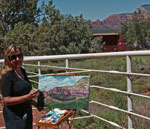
[1,68,32,129]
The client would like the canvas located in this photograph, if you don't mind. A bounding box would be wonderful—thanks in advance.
[38,76,90,110]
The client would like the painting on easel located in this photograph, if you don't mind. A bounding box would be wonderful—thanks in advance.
[38,76,90,110]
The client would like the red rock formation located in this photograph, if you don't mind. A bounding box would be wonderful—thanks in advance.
[91,4,150,32]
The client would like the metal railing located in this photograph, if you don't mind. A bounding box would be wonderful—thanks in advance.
[0,50,150,129]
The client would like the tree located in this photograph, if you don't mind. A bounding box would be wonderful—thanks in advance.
[3,23,38,56]
[120,12,150,50]
[38,1,92,55]
[0,0,94,58]
[0,0,40,34]
[90,36,105,53]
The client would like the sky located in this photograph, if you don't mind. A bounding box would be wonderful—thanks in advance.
[38,0,150,21]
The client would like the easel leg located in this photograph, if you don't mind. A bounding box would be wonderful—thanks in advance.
[68,110,76,129]
[67,119,74,129]
[60,122,63,129]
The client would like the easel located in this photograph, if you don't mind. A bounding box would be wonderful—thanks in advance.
[36,74,76,129]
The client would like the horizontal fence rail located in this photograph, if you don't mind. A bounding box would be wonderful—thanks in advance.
[0,50,150,129]
[90,85,150,99]
[1,50,150,64]
[24,64,150,77]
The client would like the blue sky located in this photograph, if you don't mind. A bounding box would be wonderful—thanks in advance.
[38,0,150,21]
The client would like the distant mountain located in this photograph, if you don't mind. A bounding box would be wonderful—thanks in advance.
[91,4,150,33]
[135,4,150,15]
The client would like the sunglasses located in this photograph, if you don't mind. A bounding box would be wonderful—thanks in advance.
[8,53,23,61]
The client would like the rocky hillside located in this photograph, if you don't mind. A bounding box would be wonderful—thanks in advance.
[91,4,150,32]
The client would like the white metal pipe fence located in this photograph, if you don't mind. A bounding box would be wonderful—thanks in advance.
[0,50,150,129]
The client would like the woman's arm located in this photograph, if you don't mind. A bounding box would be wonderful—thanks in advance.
[2,89,39,106]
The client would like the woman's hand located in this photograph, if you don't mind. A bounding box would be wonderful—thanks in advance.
[28,89,39,99]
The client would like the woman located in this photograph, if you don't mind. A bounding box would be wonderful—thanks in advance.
[0,44,39,129]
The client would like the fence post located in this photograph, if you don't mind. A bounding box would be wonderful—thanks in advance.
[66,59,69,73]
[126,55,133,129]
[38,61,41,76]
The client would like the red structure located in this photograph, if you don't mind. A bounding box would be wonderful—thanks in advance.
[92,33,130,52]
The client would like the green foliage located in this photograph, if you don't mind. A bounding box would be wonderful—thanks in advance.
[0,0,40,57]
[0,0,40,32]
[120,13,150,50]
[0,0,93,58]
[90,36,105,52]
[3,23,38,56]
[111,93,127,109]
[39,11,92,54]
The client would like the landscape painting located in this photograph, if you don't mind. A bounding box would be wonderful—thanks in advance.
[38,76,90,110]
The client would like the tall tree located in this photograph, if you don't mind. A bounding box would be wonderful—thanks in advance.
[0,0,40,34]
[120,12,150,49]
[3,23,38,56]
[0,0,94,58]
[39,1,92,55]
